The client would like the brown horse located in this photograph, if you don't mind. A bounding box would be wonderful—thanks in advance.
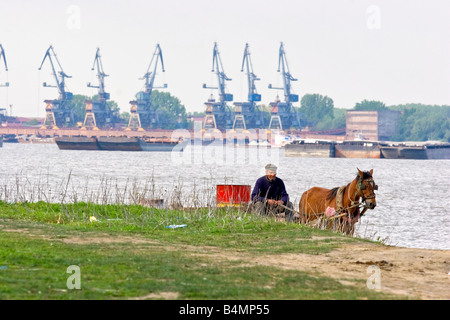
[299,168,378,235]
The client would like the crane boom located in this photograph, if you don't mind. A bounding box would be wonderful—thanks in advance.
[0,44,8,72]
[231,43,264,131]
[268,42,298,103]
[241,43,260,102]
[278,42,297,101]
[38,45,72,100]
[0,44,9,87]
[128,44,167,130]
[267,42,300,130]
[38,45,74,128]
[213,42,232,103]
[203,42,233,103]
[141,43,166,94]
[202,42,234,130]
[87,47,109,100]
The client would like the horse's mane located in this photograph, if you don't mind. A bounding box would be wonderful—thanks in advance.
[326,171,372,201]
[327,185,346,201]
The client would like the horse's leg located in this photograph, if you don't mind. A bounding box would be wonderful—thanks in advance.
[348,222,356,236]
[336,218,355,236]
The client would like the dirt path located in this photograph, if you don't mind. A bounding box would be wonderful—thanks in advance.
[182,237,449,300]
[249,240,450,300]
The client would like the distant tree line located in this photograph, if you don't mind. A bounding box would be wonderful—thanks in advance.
[298,96,449,142]
[346,99,449,141]
[388,103,450,142]
[297,93,346,130]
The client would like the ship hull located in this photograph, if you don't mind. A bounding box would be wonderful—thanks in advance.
[97,136,142,151]
[55,135,186,152]
[335,142,381,158]
[140,140,182,152]
[284,142,335,158]
[55,136,100,150]
[380,146,427,159]
[425,145,450,159]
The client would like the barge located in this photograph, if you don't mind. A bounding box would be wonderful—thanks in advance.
[284,139,450,159]
[380,143,450,160]
[55,136,100,150]
[284,140,335,158]
[334,140,382,159]
[425,144,450,159]
[55,136,186,152]
[96,136,142,151]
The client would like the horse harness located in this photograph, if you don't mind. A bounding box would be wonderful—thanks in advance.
[334,177,377,222]
[358,177,378,201]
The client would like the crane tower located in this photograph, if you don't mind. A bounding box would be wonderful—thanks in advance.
[232,43,265,131]
[38,45,74,129]
[83,48,119,129]
[202,42,234,131]
[127,44,167,131]
[268,42,300,131]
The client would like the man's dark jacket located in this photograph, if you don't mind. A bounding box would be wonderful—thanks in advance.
[251,176,289,204]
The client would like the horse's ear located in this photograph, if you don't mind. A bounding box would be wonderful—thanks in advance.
[370,169,373,175]
[357,168,363,177]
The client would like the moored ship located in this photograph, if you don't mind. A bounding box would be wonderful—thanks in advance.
[140,137,188,152]
[55,135,187,152]
[283,139,450,159]
[380,142,450,160]
[284,139,336,158]
[380,146,426,159]
[55,136,100,150]
[425,144,450,159]
[334,140,382,159]
[97,136,142,151]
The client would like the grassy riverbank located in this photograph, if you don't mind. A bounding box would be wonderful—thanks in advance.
[0,201,405,299]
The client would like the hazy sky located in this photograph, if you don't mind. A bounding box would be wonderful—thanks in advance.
[0,0,449,117]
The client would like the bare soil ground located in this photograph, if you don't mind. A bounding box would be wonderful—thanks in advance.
[251,240,450,300]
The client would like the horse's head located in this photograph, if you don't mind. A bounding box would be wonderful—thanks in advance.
[357,168,378,209]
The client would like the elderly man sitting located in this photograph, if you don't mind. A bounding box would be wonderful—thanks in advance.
[250,163,294,221]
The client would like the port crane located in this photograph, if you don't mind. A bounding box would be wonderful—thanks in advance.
[232,43,265,131]
[202,42,234,131]
[128,44,167,130]
[268,42,300,131]
[0,44,9,123]
[83,48,119,129]
[38,45,74,129]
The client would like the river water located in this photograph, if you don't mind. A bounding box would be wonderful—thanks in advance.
[1,142,449,250]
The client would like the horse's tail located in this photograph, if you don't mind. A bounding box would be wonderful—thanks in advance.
[298,191,308,223]
[299,190,319,224]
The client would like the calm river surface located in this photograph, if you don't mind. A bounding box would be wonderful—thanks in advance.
[1,142,449,250]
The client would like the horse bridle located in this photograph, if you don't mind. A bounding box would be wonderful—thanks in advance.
[357,177,378,201]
